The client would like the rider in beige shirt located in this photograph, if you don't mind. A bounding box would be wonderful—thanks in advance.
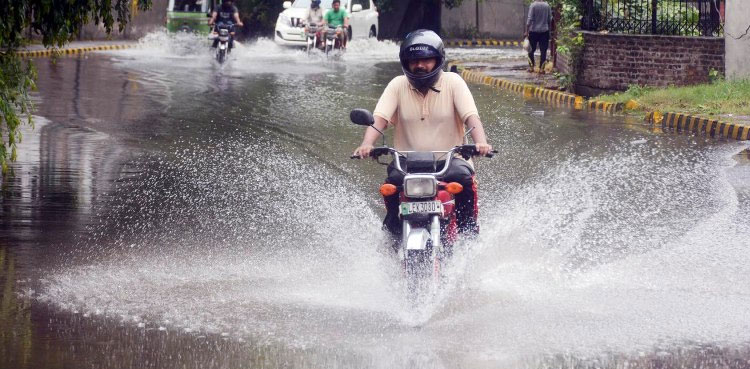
[373,72,480,153]
[303,0,325,47]
[353,29,492,237]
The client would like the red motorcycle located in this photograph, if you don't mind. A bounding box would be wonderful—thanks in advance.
[350,109,495,300]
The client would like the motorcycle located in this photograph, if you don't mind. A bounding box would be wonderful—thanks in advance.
[212,22,234,64]
[349,109,495,300]
[323,25,345,58]
[305,23,321,55]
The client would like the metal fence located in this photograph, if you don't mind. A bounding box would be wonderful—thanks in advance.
[581,0,724,36]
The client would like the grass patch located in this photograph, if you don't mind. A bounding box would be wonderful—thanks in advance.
[597,79,750,124]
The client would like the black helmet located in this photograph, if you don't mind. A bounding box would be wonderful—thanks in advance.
[399,29,445,90]
[311,0,320,8]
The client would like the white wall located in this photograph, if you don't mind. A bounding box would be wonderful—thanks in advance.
[725,0,750,80]
[442,0,527,39]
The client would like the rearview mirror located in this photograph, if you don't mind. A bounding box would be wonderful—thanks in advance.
[350,109,374,126]
[283,1,291,9]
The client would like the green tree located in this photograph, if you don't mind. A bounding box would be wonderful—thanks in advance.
[0,0,152,174]
[235,0,284,37]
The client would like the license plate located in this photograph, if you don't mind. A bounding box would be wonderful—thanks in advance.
[400,201,442,216]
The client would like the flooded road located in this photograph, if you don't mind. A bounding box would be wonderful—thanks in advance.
[2,33,750,369]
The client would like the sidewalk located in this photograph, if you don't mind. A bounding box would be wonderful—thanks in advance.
[457,59,562,90]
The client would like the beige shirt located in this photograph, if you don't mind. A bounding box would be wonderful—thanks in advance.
[373,72,479,152]
[305,8,325,25]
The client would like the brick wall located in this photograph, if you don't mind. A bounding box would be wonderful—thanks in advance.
[561,31,724,92]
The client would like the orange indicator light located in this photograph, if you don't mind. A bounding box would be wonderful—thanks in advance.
[380,183,398,196]
[445,182,463,195]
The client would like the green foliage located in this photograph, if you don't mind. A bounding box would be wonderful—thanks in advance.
[708,68,724,84]
[557,0,585,90]
[598,79,750,122]
[0,0,152,175]
[0,54,36,174]
[236,0,284,37]
[623,84,653,98]
[594,0,703,36]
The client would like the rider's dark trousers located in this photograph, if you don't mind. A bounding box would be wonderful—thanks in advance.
[528,31,550,68]
[382,157,478,237]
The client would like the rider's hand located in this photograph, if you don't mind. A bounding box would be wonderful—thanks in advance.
[475,143,493,156]
[353,144,374,159]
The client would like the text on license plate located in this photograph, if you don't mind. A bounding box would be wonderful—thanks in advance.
[400,201,442,215]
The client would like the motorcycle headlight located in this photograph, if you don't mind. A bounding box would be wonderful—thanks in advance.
[278,14,291,27]
[404,176,437,198]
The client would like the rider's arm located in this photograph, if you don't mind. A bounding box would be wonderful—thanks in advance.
[353,116,388,158]
[451,73,492,155]
[353,78,399,157]
[233,12,243,27]
[209,11,217,26]
[465,115,492,156]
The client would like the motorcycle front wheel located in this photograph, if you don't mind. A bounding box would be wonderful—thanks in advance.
[404,240,440,303]
[217,48,226,64]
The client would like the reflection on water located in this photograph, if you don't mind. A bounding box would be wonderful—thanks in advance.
[0,248,33,369]
[1,34,750,369]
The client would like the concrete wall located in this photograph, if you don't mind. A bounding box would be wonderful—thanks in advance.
[559,31,724,93]
[442,0,526,39]
[78,0,169,40]
[725,0,750,80]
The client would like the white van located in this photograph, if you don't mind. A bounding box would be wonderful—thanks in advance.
[274,0,379,47]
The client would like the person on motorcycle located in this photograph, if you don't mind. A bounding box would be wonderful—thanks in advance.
[303,0,325,48]
[323,0,349,49]
[208,0,244,51]
[352,29,493,237]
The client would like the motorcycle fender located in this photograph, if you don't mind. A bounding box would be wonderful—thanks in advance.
[219,43,227,50]
[406,228,430,250]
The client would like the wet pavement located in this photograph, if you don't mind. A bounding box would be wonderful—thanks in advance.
[2,33,750,369]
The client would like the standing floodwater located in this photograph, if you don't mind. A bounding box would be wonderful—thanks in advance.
[1,33,750,369]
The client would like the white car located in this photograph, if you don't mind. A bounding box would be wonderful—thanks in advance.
[274,0,379,47]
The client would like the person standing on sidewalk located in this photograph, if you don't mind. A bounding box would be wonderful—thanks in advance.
[525,0,552,73]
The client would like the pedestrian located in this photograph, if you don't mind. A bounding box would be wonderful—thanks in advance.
[525,0,552,73]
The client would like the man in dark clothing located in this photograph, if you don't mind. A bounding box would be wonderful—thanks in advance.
[525,0,552,73]
[208,0,244,51]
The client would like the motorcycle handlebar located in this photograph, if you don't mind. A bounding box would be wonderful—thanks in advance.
[350,145,496,160]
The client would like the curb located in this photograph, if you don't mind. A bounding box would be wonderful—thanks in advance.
[646,112,750,141]
[585,99,624,114]
[445,39,522,48]
[17,44,135,58]
[451,63,749,142]
[450,62,586,111]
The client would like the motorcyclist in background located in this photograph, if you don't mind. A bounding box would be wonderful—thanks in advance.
[208,0,244,52]
[323,0,349,49]
[303,0,325,48]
